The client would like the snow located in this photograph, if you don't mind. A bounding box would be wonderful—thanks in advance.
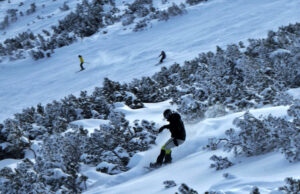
[81,104,300,194]
[1,0,300,121]
[287,88,300,100]
[71,119,110,134]
[269,49,291,58]
[0,0,300,193]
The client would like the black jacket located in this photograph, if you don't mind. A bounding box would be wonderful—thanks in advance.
[160,113,186,140]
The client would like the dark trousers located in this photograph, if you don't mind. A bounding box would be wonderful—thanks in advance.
[160,56,166,63]
[80,62,84,70]
[156,149,172,165]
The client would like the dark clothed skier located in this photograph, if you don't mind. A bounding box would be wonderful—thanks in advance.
[151,109,186,167]
[159,51,166,63]
[78,55,85,71]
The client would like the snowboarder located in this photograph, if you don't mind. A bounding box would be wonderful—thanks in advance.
[78,55,85,71]
[159,51,166,64]
[150,109,186,168]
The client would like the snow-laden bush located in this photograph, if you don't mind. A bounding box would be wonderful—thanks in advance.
[82,111,157,174]
[59,2,70,11]
[128,76,166,103]
[205,191,225,194]
[205,137,221,151]
[264,114,300,162]
[163,180,177,189]
[288,100,300,126]
[0,159,49,194]
[223,112,276,157]
[127,0,153,18]
[35,131,87,193]
[0,119,30,160]
[133,19,149,31]
[279,177,300,193]
[176,94,208,122]
[26,3,36,15]
[122,14,135,26]
[210,155,233,170]
[30,49,45,60]
[178,183,198,194]
[250,187,261,194]
[167,3,186,17]
[0,16,9,30]
[186,0,207,6]
[205,103,227,118]
[218,105,299,162]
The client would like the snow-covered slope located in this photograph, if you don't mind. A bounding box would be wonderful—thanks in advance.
[79,103,300,194]
[0,0,300,193]
[1,0,300,121]
[0,0,78,42]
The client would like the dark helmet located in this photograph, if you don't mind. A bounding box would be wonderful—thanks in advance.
[163,109,172,119]
[78,55,81,58]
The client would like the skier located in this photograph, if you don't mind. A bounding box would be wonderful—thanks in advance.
[150,109,186,168]
[78,55,85,71]
[159,50,166,64]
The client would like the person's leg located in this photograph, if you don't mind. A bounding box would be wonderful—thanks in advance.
[155,149,165,165]
[163,139,184,164]
[155,138,173,166]
[161,138,175,163]
[80,62,84,70]
[164,151,172,164]
[160,56,165,63]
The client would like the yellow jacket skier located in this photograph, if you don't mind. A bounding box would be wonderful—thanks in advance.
[78,55,85,71]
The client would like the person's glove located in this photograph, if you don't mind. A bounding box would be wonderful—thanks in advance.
[159,126,164,133]
[173,139,178,146]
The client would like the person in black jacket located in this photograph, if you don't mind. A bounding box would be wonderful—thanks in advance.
[150,109,186,167]
[159,51,166,64]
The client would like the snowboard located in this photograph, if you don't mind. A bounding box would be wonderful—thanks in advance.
[76,69,85,73]
[144,162,170,171]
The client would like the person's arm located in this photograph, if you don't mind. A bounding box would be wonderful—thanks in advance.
[158,124,170,133]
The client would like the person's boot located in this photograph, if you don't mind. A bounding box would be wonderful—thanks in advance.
[164,151,172,164]
[151,149,165,167]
